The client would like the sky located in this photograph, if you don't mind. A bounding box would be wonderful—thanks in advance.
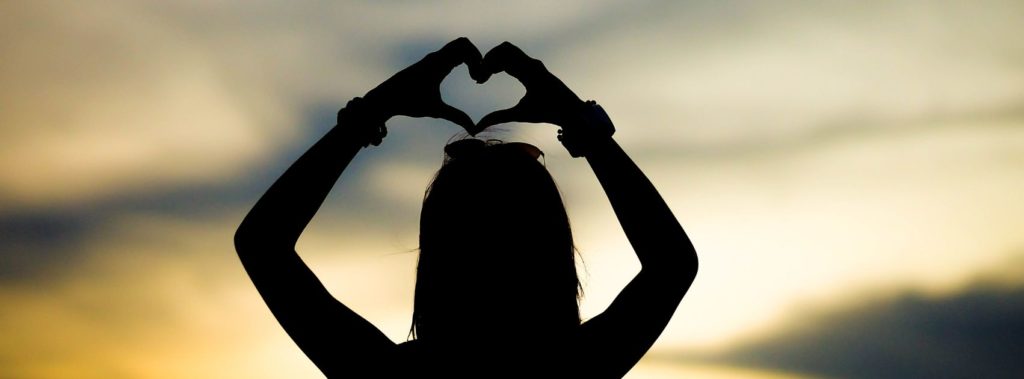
[1,1,1022,378]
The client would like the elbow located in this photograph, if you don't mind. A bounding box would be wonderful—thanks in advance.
[234,223,256,256]
[234,219,270,256]
[643,246,698,290]
[673,246,699,286]
[683,248,699,283]
[234,218,295,257]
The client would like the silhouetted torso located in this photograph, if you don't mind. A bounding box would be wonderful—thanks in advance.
[394,336,579,378]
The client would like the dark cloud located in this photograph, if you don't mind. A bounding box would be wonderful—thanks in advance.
[0,104,421,283]
[0,95,494,282]
[692,261,1024,378]
[0,211,98,281]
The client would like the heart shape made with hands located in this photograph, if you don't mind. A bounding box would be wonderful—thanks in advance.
[440,65,526,130]
[364,39,581,138]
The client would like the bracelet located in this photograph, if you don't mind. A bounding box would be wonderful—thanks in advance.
[557,100,615,158]
[337,97,388,147]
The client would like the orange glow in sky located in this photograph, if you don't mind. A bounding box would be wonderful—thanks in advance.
[2,1,1022,378]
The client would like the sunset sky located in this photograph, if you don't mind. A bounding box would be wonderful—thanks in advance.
[2,1,1022,378]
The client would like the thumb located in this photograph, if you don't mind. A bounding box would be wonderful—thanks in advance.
[434,102,476,133]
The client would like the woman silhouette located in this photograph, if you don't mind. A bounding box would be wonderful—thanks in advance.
[235,38,698,378]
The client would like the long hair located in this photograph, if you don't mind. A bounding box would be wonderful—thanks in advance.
[411,139,581,341]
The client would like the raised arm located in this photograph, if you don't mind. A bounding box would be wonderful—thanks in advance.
[233,38,486,377]
[476,42,698,378]
[578,136,698,377]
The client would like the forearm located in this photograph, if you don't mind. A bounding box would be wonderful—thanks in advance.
[235,111,371,250]
[585,138,697,276]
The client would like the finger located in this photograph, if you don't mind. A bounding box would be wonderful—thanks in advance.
[475,105,527,134]
[434,102,476,132]
[445,38,489,83]
[481,41,524,74]
[432,37,489,82]
[482,41,544,81]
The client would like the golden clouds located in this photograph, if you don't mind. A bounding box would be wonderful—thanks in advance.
[2,0,1023,377]
[0,2,293,209]
[0,214,329,378]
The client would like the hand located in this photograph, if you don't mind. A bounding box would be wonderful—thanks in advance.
[472,42,586,135]
[362,37,490,132]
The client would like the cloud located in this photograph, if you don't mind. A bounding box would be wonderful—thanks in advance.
[5,0,1021,209]
[689,257,1024,378]
[0,212,418,379]
[2,2,1024,376]
[567,115,1024,349]
[0,1,298,210]
[0,212,100,281]
[0,0,637,210]
[550,0,1024,148]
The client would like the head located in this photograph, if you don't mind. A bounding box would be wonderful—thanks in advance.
[412,139,581,342]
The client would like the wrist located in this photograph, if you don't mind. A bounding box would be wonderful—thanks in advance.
[558,100,616,158]
[337,97,389,147]
[352,92,394,123]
